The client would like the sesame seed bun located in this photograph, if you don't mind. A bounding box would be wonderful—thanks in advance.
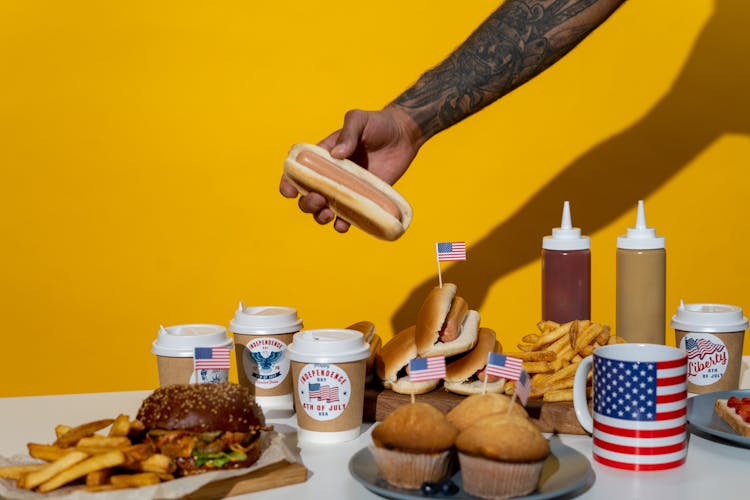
[136,383,265,432]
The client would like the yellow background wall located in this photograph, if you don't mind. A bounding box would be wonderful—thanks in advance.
[1,0,748,397]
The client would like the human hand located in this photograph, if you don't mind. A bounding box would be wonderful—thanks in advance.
[280,105,423,233]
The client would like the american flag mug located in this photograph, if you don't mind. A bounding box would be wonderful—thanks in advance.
[573,343,688,471]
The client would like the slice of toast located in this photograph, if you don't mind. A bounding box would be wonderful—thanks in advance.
[714,398,750,437]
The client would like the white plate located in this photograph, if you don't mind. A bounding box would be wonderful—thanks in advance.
[686,390,750,448]
[349,437,594,500]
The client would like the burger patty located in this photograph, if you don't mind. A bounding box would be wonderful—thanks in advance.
[145,426,264,474]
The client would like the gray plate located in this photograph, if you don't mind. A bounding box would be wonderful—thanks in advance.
[349,437,594,500]
[686,390,750,448]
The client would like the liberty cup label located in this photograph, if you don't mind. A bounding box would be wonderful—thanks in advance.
[679,333,728,386]
[243,337,290,389]
[297,363,351,421]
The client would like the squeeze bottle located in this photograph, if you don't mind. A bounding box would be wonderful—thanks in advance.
[542,201,591,323]
[616,200,666,344]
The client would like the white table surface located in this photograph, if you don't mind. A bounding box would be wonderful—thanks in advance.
[2,358,749,500]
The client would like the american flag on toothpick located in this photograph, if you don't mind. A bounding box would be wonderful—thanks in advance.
[409,356,446,382]
[436,241,466,262]
[485,352,523,380]
[515,369,531,406]
[591,355,688,471]
[193,347,231,371]
[435,241,466,287]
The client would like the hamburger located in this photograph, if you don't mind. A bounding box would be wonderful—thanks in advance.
[443,327,506,395]
[415,283,479,357]
[136,383,267,475]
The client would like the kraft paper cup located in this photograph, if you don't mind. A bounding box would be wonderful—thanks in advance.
[671,301,748,393]
[573,343,688,471]
[229,303,303,411]
[151,324,233,386]
[287,329,370,444]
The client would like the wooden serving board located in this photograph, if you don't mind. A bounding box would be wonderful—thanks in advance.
[363,386,589,435]
[183,460,308,499]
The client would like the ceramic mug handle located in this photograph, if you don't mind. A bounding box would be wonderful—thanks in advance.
[573,355,594,433]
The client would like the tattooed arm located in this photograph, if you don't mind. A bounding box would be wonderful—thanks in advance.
[281,0,626,233]
[396,0,626,140]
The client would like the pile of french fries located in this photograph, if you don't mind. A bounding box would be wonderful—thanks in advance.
[503,319,624,402]
[0,415,176,493]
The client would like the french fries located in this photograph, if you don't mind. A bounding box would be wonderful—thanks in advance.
[507,319,617,402]
[0,463,46,480]
[54,419,113,447]
[0,415,178,494]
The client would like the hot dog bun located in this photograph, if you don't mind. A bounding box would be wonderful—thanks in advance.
[714,398,750,437]
[283,143,412,241]
[346,321,382,382]
[444,328,506,395]
[375,325,439,395]
[415,284,479,357]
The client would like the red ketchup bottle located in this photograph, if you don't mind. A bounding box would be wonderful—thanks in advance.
[542,201,591,323]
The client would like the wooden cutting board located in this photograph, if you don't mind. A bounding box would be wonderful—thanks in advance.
[363,386,588,435]
[183,460,308,499]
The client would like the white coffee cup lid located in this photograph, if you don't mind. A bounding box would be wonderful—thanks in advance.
[287,329,370,364]
[152,324,233,357]
[671,301,748,333]
[229,302,303,334]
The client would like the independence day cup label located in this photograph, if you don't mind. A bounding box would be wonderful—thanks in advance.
[679,332,728,386]
[297,363,351,421]
[243,337,290,389]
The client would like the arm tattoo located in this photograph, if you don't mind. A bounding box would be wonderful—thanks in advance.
[393,0,626,139]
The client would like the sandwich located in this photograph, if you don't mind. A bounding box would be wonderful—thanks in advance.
[136,383,267,475]
[376,325,440,395]
[443,328,506,395]
[415,283,479,357]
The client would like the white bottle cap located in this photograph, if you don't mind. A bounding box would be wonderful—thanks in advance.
[617,200,665,250]
[542,201,590,251]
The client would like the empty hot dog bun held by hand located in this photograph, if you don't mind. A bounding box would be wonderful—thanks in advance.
[444,328,506,395]
[283,143,413,241]
[376,325,440,395]
[415,283,479,357]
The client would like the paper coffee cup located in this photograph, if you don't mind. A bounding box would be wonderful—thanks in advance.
[671,301,748,393]
[151,324,233,386]
[287,329,370,444]
[229,303,303,410]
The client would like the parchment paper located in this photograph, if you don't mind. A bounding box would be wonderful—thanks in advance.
[0,431,301,499]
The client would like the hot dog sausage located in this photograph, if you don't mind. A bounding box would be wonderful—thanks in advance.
[295,150,402,221]
[438,297,468,342]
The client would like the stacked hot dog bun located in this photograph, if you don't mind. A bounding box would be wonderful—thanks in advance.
[415,284,479,357]
[283,143,412,241]
[444,328,505,395]
[376,326,440,395]
[346,320,382,383]
[375,283,506,395]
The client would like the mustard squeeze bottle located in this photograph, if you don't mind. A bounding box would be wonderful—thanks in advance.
[616,200,666,344]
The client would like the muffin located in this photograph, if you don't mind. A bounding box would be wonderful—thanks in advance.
[446,393,529,431]
[370,402,458,489]
[455,413,550,499]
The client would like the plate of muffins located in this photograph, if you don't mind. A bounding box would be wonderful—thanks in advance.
[349,393,594,500]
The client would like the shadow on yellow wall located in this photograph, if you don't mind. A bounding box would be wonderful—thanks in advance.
[391,0,748,332]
